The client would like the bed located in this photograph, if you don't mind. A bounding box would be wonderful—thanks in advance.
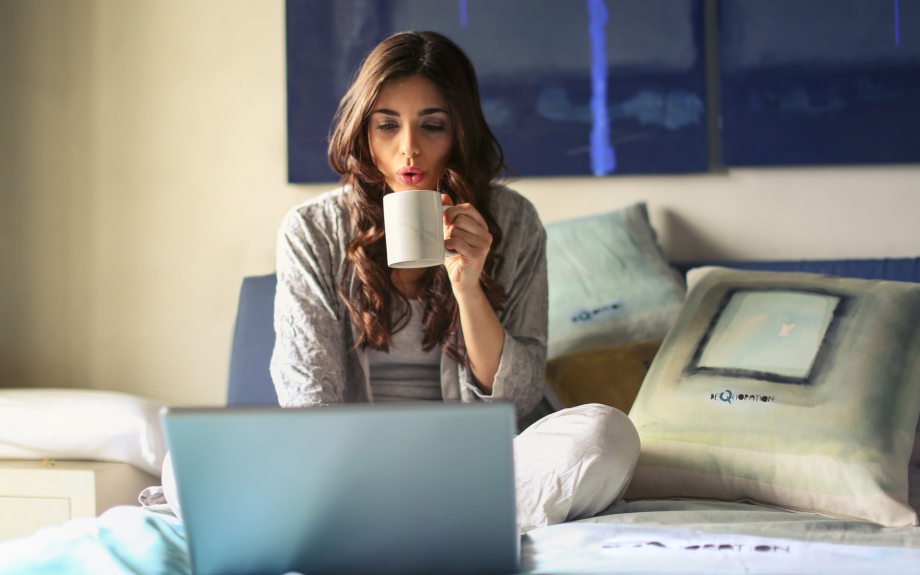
[2,202,919,575]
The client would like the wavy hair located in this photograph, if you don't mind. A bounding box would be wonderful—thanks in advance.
[327,31,509,364]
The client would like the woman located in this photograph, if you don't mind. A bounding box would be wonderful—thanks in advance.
[271,31,545,414]
[269,31,639,532]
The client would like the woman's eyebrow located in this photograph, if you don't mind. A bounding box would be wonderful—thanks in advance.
[370,107,448,117]
[418,108,448,117]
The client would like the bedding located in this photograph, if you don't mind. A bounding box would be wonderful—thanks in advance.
[544,202,685,360]
[545,338,663,413]
[590,495,920,548]
[515,404,640,533]
[686,264,920,471]
[523,520,920,574]
[4,497,920,575]
[0,506,187,575]
[0,389,168,476]
[626,267,920,526]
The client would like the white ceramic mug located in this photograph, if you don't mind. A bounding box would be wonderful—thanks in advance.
[383,190,451,268]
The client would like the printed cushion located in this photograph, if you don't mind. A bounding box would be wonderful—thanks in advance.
[544,203,685,360]
[626,267,920,527]
[545,339,662,414]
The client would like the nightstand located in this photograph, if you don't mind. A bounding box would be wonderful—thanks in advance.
[0,460,159,543]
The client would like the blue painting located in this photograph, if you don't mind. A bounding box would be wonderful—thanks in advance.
[286,0,708,183]
[719,0,920,166]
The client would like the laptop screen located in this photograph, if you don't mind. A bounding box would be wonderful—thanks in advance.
[162,402,519,575]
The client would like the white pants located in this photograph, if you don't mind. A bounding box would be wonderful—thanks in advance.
[162,403,640,533]
[514,403,641,533]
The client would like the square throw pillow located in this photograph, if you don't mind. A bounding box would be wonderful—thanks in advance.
[545,339,663,414]
[544,203,685,360]
[626,267,920,527]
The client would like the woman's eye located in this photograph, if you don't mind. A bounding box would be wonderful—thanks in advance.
[376,123,398,131]
[422,123,446,132]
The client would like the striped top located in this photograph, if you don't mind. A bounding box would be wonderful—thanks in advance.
[367,299,443,402]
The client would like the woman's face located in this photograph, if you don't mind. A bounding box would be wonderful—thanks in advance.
[368,76,453,193]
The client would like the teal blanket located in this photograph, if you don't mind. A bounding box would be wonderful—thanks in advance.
[0,507,188,575]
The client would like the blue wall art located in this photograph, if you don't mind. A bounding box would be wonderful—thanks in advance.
[719,0,920,166]
[286,0,708,183]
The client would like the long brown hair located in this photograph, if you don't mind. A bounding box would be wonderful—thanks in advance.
[327,31,509,364]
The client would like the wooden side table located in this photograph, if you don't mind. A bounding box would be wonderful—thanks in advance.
[0,460,159,543]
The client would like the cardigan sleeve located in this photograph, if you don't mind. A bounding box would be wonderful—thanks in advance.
[458,197,548,418]
[269,204,351,407]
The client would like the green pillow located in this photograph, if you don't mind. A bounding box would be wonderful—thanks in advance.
[544,203,685,360]
[627,267,920,527]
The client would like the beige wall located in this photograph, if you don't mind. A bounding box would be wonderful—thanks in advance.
[1,1,918,406]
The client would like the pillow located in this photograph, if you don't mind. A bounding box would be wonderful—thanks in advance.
[691,267,920,470]
[546,339,663,413]
[626,267,920,527]
[544,202,685,360]
[0,388,168,476]
[514,404,640,533]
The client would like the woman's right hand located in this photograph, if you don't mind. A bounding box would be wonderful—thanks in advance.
[441,194,493,297]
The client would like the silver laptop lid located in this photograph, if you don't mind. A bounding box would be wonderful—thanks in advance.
[162,402,519,575]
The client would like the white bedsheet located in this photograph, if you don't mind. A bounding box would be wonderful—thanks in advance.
[523,522,920,574]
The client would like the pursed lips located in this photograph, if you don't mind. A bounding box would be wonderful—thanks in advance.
[396,166,426,185]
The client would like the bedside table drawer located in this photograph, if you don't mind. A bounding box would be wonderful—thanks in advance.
[0,496,70,542]
[0,460,159,543]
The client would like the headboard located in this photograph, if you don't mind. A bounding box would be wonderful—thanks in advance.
[227,274,278,406]
[227,258,920,406]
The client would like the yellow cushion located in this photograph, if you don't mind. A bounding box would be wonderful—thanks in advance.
[545,339,663,413]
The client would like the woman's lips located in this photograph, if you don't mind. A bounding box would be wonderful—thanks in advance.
[396,166,426,185]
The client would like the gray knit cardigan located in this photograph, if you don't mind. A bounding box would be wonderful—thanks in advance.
[269,185,548,417]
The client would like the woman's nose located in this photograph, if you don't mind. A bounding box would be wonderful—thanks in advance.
[400,127,419,158]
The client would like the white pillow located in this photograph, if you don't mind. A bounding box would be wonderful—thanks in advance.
[514,404,640,533]
[0,388,168,476]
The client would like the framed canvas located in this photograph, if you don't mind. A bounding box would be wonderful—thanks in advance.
[719,0,920,166]
[286,0,708,183]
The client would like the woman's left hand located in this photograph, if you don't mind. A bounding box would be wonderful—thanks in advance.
[441,194,492,296]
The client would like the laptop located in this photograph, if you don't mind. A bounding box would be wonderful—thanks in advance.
[161,402,519,575]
